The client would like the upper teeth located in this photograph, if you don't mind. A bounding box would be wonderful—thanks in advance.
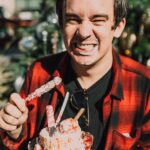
[77,44,97,49]
[77,44,96,46]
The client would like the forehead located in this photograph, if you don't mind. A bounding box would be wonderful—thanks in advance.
[64,0,114,16]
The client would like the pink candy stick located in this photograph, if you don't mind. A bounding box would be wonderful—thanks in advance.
[25,77,62,102]
[46,105,55,128]
[56,91,70,125]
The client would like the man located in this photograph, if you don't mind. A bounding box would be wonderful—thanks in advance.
[0,0,150,149]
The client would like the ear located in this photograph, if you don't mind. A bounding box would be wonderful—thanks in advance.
[114,18,126,38]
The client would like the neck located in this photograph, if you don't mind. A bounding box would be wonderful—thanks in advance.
[71,52,113,89]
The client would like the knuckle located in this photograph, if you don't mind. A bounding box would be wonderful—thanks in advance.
[0,108,4,116]
[5,104,21,119]
[5,104,15,115]
[9,93,20,105]
[0,123,5,130]
[1,123,12,131]
[4,103,10,113]
[19,118,25,125]
[25,107,29,114]
[0,118,3,129]
[7,126,16,131]
[6,118,13,124]
[0,114,16,131]
[19,114,27,125]
[8,117,18,125]
[10,93,16,101]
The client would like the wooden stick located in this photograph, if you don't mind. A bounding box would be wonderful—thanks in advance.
[74,108,85,121]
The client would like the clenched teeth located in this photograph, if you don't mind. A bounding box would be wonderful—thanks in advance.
[76,43,98,50]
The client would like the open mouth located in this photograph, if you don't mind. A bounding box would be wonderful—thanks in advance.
[77,43,97,50]
[72,43,98,55]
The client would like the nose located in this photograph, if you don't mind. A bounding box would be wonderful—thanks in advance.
[77,21,92,39]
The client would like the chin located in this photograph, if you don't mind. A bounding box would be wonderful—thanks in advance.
[73,57,97,67]
[68,49,99,65]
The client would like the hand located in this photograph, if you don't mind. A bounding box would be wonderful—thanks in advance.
[0,93,28,139]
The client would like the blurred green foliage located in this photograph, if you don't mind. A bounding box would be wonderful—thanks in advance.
[117,0,150,65]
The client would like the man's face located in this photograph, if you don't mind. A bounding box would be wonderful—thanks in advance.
[62,0,124,66]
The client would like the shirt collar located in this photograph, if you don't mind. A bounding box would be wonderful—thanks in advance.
[52,50,124,100]
[52,52,70,96]
[110,49,124,100]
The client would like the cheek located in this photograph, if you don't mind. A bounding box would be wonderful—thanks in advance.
[63,30,73,48]
[64,26,77,40]
[97,27,113,37]
[96,28,114,44]
[96,23,113,33]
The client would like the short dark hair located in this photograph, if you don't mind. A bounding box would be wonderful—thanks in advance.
[56,0,128,28]
[56,0,64,27]
[113,0,128,27]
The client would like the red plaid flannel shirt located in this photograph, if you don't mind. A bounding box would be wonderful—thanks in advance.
[0,50,150,150]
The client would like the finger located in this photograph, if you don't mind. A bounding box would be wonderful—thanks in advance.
[9,93,26,112]
[2,112,19,126]
[4,103,22,119]
[0,111,17,131]
[18,107,28,125]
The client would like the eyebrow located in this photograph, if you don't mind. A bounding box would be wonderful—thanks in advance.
[65,13,109,20]
[65,13,81,19]
[90,14,109,20]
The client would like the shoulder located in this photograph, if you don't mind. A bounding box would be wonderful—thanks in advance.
[26,51,68,83]
[120,55,150,79]
[120,55,150,103]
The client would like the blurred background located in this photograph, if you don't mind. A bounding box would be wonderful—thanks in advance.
[0,0,150,107]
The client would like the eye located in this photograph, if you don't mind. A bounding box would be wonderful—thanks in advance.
[92,19,107,26]
[65,17,81,25]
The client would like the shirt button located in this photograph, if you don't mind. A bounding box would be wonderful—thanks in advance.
[136,144,142,149]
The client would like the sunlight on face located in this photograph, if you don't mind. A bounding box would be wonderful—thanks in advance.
[62,0,125,66]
